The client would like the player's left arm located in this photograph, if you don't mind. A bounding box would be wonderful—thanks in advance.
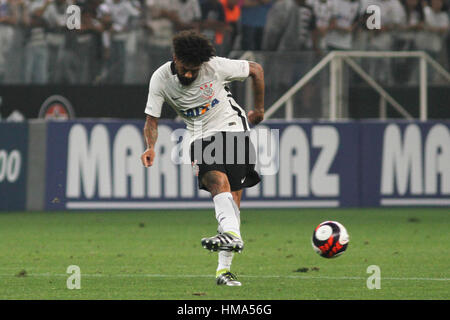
[247,61,265,126]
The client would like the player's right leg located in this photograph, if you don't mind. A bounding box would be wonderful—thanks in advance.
[214,189,244,286]
[200,171,244,253]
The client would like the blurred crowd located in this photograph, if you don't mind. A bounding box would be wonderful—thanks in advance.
[0,0,449,84]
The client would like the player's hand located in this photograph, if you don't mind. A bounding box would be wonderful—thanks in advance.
[141,148,155,167]
[247,110,264,126]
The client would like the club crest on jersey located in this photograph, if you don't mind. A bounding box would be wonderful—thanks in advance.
[200,82,214,100]
[183,98,219,117]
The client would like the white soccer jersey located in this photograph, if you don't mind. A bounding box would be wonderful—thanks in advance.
[325,0,360,49]
[309,0,333,29]
[145,56,251,142]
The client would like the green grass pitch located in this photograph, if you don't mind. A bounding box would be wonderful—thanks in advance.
[0,208,448,300]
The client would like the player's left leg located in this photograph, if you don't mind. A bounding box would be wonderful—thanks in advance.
[232,190,243,209]
[215,132,260,286]
[230,189,242,235]
[200,170,244,253]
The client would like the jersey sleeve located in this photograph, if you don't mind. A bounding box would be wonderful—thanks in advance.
[144,71,165,118]
[211,56,250,82]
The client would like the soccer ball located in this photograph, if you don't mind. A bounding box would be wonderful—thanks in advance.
[312,221,349,258]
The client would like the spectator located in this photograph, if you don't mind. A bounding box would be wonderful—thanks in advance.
[0,0,16,82]
[144,0,179,76]
[321,0,359,118]
[24,0,53,84]
[4,0,29,83]
[325,0,360,50]
[146,0,203,36]
[220,0,241,53]
[307,0,333,51]
[392,0,424,83]
[94,1,113,82]
[199,0,229,55]
[173,0,202,31]
[44,0,69,83]
[123,0,143,84]
[395,0,424,46]
[145,0,202,39]
[359,0,403,50]
[140,0,202,81]
[417,0,449,82]
[67,0,104,84]
[418,0,449,59]
[84,0,105,83]
[2,0,449,87]
[262,0,319,117]
[103,0,141,83]
[262,0,317,52]
[239,0,272,51]
[358,0,404,83]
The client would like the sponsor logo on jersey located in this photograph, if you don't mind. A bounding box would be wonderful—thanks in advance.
[183,98,219,117]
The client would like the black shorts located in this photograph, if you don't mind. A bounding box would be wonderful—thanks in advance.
[190,131,261,192]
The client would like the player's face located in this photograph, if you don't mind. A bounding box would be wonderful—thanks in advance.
[174,59,202,86]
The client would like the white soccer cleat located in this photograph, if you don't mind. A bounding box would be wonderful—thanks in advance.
[201,232,244,253]
[216,272,242,286]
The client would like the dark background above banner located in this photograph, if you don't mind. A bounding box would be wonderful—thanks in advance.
[1,85,449,120]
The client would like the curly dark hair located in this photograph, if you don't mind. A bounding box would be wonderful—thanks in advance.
[172,30,216,66]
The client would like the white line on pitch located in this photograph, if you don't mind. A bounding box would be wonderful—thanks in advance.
[0,273,448,282]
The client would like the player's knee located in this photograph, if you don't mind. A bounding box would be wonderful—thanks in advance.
[202,171,230,196]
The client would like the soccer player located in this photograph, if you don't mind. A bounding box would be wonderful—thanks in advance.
[140,30,265,286]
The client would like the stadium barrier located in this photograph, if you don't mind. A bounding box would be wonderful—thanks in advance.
[0,119,449,211]
[1,84,450,121]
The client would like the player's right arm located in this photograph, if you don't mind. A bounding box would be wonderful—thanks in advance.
[141,66,166,167]
[141,115,158,167]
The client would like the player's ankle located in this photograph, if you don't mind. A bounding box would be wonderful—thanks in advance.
[216,268,230,277]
